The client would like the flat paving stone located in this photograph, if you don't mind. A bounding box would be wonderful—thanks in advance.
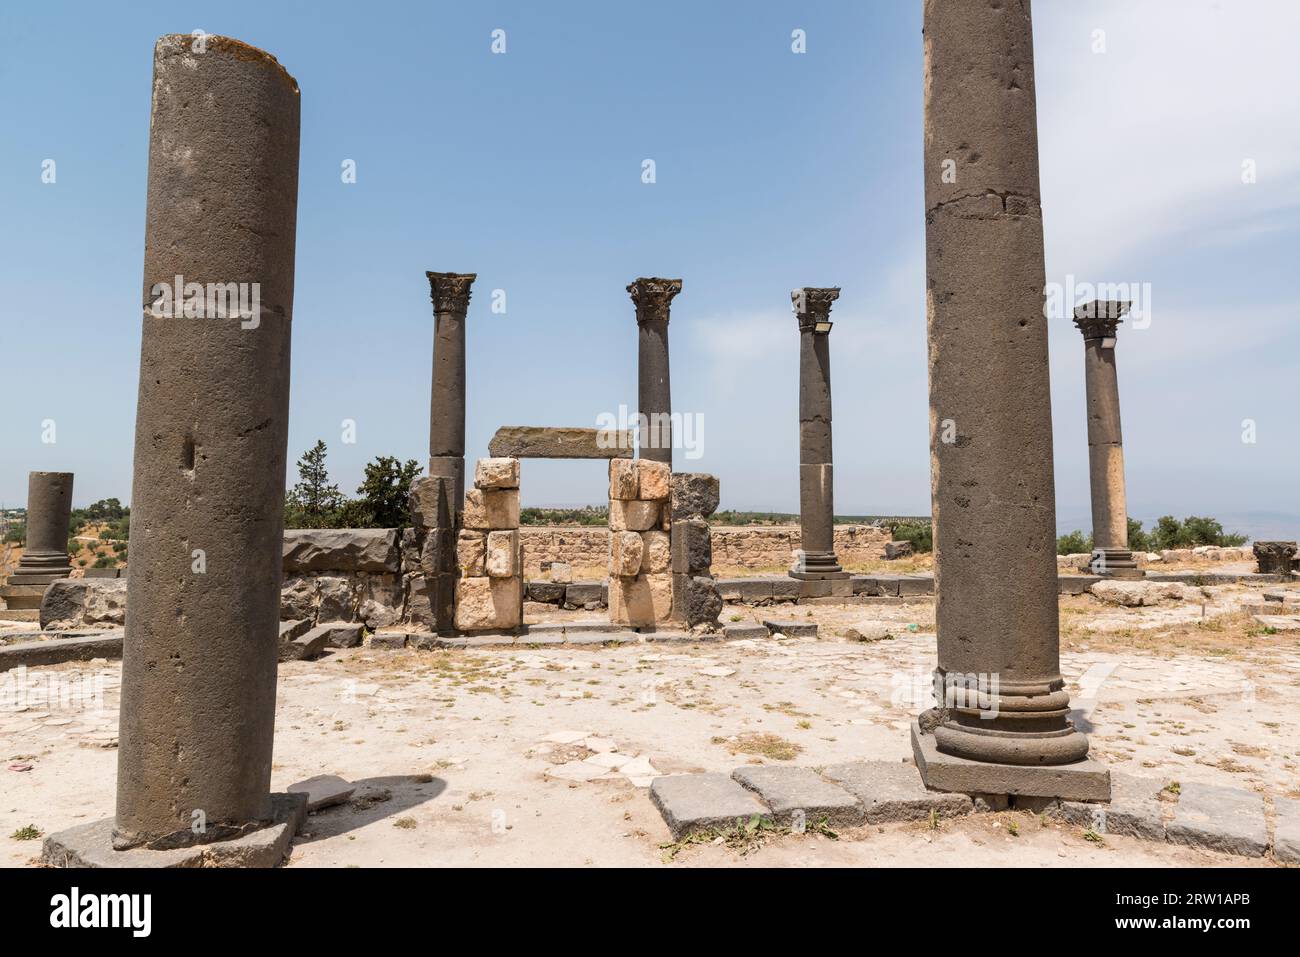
[649,772,770,839]
[823,760,971,823]
[565,630,639,645]
[279,625,331,662]
[731,765,864,827]
[370,632,410,650]
[761,619,818,639]
[1055,771,1167,840]
[722,623,769,641]
[1166,781,1267,857]
[1272,795,1300,865]
[288,774,355,811]
[1251,614,1300,631]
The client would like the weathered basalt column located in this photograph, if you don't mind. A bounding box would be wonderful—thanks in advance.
[790,287,846,580]
[917,0,1103,796]
[426,272,476,511]
[1074,300,1141,578]
[114,35,301,850]
[9,472,74,584]
[628,278,681,466]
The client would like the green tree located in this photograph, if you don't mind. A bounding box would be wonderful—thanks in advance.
[285,440,344,528]
[1057,530,1093,555]
[338,455,423,528]
[1127,517,1151,553]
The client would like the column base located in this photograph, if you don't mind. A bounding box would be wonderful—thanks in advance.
[912,721,1110,801]
[1089,548,1143,579]
[7,570,72,586]
[42,793,307,868]
[789,551,847,580]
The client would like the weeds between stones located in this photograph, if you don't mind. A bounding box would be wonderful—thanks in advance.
[658,814,838,861]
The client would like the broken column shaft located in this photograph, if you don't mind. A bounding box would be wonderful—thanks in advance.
[1075,301,1141,578]
[426,272,476,512]
[790,287,845,580]
[9,471,74,584]
[114,35,301,849]
[628,278,681,466]
[920,0,1094,776]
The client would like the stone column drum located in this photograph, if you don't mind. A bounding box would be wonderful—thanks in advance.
[628,278,681,466]
[790,287,846,580]
[426,272,476,512]
[114,35,301,849]
[1074,300,1141,578]
[919,1,1099,789]
[9,472,74,584]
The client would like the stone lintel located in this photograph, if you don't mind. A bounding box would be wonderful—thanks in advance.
[488,426,633,459]
[911,721,1111,802]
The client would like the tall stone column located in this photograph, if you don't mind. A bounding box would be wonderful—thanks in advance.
[790,287,846,580]
[114,35,300,849]
[9,472,74,584]
[426,272,476,511]
[628,277,681,466]
[1074,300,1141,578]
[916,1,1104,797]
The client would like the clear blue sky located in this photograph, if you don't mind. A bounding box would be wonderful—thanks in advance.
[2,1,1297,537]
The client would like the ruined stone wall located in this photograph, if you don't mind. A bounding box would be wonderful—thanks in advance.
[709,525,891,569]
[518,523,892,573]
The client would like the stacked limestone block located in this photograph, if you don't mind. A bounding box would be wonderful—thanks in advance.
[455,458,524,632]
[670,473,723,628]
[608,459,674,626]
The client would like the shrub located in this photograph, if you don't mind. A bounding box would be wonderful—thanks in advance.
[1057,530,1093,555]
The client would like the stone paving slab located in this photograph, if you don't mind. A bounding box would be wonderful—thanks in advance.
[288,774,356,811]
[369,632,410,650]
[761,619,818,639]
[649,773,770,839]
[1166,781,1268,857]
[0,632,123,671]
[731,765,864,827]
[1054,771,1168,840]
[279,619,312,642]
[43,793,307,868]
[722,623,769,641]
[321,623,365,648]
[1272,795,1300,865]
[911,721,1111,801]
[279,625,331,662]
[823,760,972,823]
[1251,614,1300,631]
[565,630,638,645]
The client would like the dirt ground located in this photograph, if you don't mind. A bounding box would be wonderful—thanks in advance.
[1,579,1296,868]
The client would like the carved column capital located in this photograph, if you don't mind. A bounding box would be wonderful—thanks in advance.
[792,287,841,332]
[1073,299,1130,341]
[627,277,682,324]
[426,271,477,315]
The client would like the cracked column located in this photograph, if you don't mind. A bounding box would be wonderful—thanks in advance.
[628,278,681,466]
[790,287,846,580]
[915,1,1105,798]
[8,472,74,584]
[114,35,301,849]
[1074,300,1141,579]
[426,272,477,511]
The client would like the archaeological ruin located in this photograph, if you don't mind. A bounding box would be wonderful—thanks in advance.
[2,5,1297,883]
